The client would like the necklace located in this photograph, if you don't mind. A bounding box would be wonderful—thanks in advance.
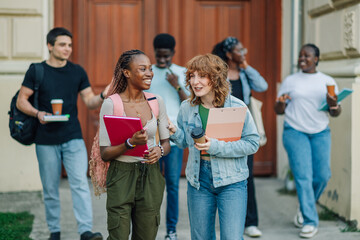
[125,102,144,118]
[135,109,141,118]
[121,94,147,118]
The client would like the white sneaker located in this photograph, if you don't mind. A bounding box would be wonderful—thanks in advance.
[299,225,318,238]
[165,231,177,240]
[244,226,262,238]
[294,207,304,228]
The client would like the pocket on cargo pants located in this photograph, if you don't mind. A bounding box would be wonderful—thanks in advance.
[106,162,137,240]
[131,164,165,239]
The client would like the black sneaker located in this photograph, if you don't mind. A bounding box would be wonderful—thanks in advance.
[49,232,60,240]
[80,231,103,240]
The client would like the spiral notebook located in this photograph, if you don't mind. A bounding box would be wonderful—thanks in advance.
[103,115,148,157]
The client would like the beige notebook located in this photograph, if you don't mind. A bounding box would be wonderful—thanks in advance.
[205,107,247,142]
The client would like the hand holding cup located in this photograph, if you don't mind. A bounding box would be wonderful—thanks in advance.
[191,127,206,144]
[51,99,63,115]
[326,84,335,97]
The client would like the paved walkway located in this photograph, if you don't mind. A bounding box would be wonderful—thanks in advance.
[1,177,359,240]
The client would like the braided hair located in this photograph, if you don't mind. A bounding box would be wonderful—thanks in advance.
[107,49,145,96]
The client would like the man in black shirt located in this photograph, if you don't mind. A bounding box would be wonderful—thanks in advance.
[17,27,107,240]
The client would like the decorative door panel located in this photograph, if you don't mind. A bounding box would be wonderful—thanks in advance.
[55,0,281,176]
[88,1,143,87]
[194,1,251,58]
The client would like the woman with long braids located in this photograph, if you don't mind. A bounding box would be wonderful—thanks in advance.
[275,44,341,238]
[98,49,170,239]
[212,37,267,238]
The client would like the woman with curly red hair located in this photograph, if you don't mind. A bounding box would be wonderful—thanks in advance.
[168,53,259,239]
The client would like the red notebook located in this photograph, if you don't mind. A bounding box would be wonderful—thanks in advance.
[103,115,148,157]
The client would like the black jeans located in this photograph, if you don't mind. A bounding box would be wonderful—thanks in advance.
[245,154,259,227]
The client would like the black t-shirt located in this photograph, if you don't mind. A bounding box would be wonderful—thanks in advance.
[22,61,90,145]
[230,78,244,102]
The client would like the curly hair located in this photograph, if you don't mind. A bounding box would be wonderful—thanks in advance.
[107,49,145,96]
[185,53,230,107]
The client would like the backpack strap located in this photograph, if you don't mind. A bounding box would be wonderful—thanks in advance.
[144,92,159,118]
[32,63,44,109]
[108,92,159,118]
[108,94,124,116]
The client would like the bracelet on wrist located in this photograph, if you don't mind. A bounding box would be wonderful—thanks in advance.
[175,85,181,92]
[36,111,40,118]
[329,105,339,110]
[157,144,164,157]
[125,138,136,149]
[100,91,105,100]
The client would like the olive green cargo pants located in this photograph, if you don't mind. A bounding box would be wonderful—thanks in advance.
[106,160,165,240]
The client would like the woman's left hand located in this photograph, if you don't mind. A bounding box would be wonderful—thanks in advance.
[194,136,211,151]
[143,146,162,164]
[239,59,249,69]
[326,93,338,107]
[167,118,177,135]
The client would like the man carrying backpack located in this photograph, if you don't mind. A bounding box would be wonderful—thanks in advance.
[16,27,107,240]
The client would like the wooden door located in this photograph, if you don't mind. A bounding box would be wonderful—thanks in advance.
[55,0,281,176]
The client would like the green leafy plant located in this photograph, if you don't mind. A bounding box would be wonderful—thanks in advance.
[277,187,297,196]
[318,206,359,232]
[287,169,294,180]
[0,212,34,240]
[279,169,296,195]
[341,225,360,232]
[341,219,360,233]
[319,207,337,221]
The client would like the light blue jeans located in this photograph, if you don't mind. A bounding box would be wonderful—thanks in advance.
[283,122,331,227]
[187,160,247,240]
[159,146,183,233]
[36,139,93,234]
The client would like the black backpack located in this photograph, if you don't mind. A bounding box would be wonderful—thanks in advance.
[8,63,44,145]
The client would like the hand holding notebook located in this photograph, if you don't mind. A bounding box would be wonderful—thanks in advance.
[205,107,247,142]
[319,88,353,111]
[103,115,148,157]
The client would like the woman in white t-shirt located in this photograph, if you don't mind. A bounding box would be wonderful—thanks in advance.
[274,44,341,239]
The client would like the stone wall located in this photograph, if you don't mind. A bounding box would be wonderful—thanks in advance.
[0,0,53,192]
[278,0,360,223]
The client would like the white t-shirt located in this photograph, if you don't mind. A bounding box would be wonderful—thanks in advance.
[277,71,338,134]
[147,64,188,126]
[147,64,188,146]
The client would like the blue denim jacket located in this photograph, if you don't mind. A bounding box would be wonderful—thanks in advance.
[170,95,260,189]
[238,66,268,105]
